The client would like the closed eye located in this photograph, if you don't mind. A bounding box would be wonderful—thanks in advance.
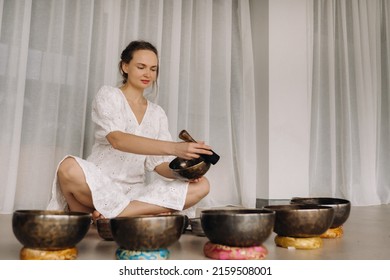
[136,63,158,71]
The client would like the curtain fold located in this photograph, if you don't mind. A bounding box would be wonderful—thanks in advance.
[237,0,257,207]
[0,0,32,211]
[309,0,390,205]
[0,0,257,213]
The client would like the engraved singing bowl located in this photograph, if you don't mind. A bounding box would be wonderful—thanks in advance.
[263,205,335,238]
[290,197,351,228]
[12,210,91,250]
[200,209,275,247]
[110,214,185,250]
[96,218,114,241]
[169,157,211,180]
[178,130,220,165]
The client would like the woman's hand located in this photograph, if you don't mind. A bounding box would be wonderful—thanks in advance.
[173,141,213,160]
[187,176,204,183]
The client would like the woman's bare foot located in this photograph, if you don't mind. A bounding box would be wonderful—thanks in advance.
[158,212,173,215]
[92,210,105,225]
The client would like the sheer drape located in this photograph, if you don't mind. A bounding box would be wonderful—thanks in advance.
[0,0,256,213]
[309,0,390,205]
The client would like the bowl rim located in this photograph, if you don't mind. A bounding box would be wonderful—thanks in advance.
[168,157,210,171]
[200,208,275,216]
[13,209,91,217]
[263,204,334,212]
[96,218,111,223]
[110,213,185,222]
[290,197,351,205]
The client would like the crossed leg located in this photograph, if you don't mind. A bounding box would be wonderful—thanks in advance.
[116,177,210,217]
[57,157,210,220]
[57,157,95,214]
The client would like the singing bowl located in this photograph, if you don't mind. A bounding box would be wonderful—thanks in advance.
[290,197,351,228]
[200,209,275,247]
[96,218,114,241]
[169,157,211,180]
[263,205,334,238]
[12,210,91,250]
[110,214,185,250]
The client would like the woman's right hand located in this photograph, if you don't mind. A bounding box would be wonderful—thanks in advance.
[173,141,213,160]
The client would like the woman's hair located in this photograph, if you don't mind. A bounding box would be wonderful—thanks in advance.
[118,40,159,85]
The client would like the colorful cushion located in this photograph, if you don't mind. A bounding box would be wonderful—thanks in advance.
[115,247,170,260]
[274,235,322,249]
[320,226,344,239]
[20,247,78,260]
[203,241,268,260]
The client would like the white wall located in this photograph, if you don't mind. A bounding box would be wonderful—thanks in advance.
[250,0,269,199]
[253,0,310,200]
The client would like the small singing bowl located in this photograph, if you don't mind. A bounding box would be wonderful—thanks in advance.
[110,214,185,251]
[12,210,91,250]
[200,209,275,247]
[169,157,211,180]
[290,197,351,228]
[96,218,114,241]
[263,205,335,238]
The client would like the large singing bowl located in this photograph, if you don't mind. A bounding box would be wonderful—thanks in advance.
[200,209,275,247]
[169,157,211,180]
[263,205,335,238]
[12,210,91,250]
[290,197,351,228]
[110,214,185,250]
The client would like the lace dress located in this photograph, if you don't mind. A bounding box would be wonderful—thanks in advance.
[47,85,189,218]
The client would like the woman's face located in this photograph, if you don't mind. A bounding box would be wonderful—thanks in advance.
[122,49,158,90]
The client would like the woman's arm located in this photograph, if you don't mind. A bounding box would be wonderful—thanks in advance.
[154,162,176,179]
[106,131,212,160]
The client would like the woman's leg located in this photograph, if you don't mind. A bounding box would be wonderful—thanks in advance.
[183,176,210,209]
[117,177,210,217]
[116,201,173,217]
[57,157,94,213]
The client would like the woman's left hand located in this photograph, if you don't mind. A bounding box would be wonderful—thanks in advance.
[188,176,204,183]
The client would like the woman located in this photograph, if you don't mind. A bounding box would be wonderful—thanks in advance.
[47,40,212,220]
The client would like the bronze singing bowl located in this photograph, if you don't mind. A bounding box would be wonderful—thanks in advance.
[290,197,351,228]
[110,214,185,250]
[200,209,275,247]
[169,157,211,180]
[12,210,91,250]
[96,218,114,241]
[263,205,334,238]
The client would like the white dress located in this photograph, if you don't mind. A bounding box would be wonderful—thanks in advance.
[47,85,189,218]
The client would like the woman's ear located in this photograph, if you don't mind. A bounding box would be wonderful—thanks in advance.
[121,62,129,74]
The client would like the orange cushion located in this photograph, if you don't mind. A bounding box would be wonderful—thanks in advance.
[274,235,322,250]
[20,247,78,260]
[320,226,344,239]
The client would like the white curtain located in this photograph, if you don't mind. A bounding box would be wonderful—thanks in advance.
[0,0,257,213]
[309,0,390,205]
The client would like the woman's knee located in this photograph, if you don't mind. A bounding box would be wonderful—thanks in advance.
[194,177,210,198]
[57,158,83,184]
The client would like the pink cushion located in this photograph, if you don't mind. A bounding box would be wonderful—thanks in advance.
[203,241,268,260]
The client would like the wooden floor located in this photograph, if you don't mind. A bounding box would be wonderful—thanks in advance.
[1,204,390,260]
